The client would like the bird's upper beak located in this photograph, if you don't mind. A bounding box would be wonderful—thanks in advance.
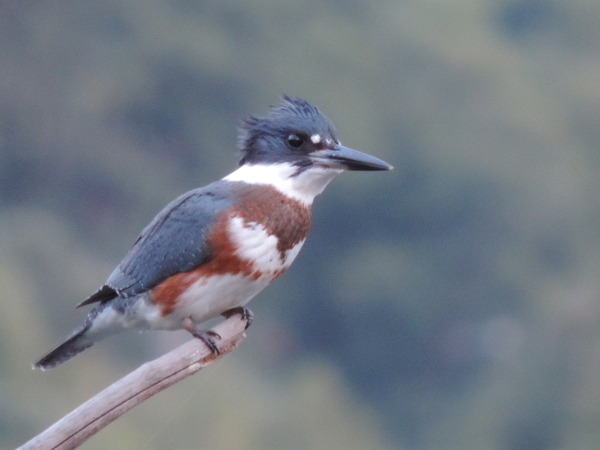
[309,145,393,171]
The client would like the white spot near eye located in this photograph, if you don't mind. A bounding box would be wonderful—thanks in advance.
[310,134,322,144]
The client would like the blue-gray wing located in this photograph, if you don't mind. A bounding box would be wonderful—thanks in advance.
[110,182,236,296]
[79,181,235,306]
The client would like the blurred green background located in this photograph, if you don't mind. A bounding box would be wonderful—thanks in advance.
[2,0,600,449]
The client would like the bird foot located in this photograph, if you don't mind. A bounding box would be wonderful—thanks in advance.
[182,317,222,355]
[222,306,254,329]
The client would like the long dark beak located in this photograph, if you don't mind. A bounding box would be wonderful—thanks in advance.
[309,145,393,171]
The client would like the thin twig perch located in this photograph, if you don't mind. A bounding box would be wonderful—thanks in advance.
[17,315,248,450]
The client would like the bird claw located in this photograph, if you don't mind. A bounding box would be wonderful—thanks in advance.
[182,317,222,355]
[182,307,253,355]
[222,306,254,329]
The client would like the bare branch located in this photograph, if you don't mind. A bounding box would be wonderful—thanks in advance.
[18,316,248,450]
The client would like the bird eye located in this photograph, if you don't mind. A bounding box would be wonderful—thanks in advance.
[287,134,304,148]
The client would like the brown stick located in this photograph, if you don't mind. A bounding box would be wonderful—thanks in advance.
[17,316,247,450]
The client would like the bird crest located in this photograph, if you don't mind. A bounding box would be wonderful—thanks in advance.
[237,95,337,165]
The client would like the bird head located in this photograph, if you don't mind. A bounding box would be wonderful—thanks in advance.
[238,95,393,172]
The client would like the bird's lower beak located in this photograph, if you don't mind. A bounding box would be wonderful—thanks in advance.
[309,145,393,171]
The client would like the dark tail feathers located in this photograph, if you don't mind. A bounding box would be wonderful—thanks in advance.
[34,324,94,370]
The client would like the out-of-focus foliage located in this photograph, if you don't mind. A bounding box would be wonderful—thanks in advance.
[2,0,600,449]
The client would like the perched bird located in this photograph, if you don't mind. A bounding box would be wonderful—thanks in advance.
[34,95,392,370]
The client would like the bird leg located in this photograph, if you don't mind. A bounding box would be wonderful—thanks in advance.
[182,317,221,355]
[222,306,254,329]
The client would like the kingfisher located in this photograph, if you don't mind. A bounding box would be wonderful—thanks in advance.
[34,95,392,370]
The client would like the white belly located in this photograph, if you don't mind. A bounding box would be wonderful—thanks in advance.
[176,273,270,325]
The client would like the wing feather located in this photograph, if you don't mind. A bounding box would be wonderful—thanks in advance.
[84,181,234,303]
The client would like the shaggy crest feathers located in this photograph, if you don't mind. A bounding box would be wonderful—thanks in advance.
[237,95,338,166]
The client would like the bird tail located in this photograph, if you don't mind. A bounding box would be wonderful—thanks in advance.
[33,323,95,370]
[34,301,124,370]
